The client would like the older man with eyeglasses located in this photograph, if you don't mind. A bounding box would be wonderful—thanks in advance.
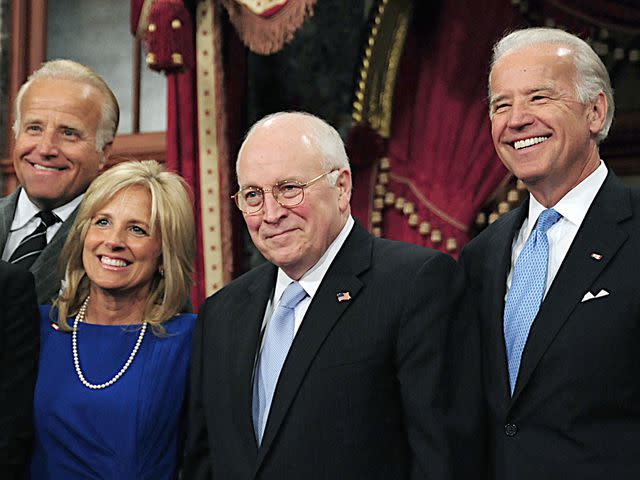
[184,111,480,480]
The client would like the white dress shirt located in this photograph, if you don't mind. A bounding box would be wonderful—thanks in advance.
[507,160,608,299]
[259,215,355,347]
[2,189,84,261]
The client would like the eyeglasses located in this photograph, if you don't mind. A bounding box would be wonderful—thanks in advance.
[231,169,338,215]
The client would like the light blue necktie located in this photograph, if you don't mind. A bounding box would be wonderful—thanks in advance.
[504,208,561,394]
[252,281,307,444]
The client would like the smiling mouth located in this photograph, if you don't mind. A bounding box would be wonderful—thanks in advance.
[100,256,130,267]
[266,229,295,240]
[29,161,65,172]
[512,136,549,150]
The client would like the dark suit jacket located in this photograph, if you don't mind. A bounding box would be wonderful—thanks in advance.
[0,188,79,304]
[460,172,640,480]
[183,223,473,479]
[0,260,39,479]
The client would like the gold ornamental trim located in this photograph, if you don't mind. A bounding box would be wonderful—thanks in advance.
[352,0,413,138]
[197,0,226,295]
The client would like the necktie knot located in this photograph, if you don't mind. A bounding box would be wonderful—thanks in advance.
[38,210,60,228]
[535,208,561,235]
[279,282,307,309]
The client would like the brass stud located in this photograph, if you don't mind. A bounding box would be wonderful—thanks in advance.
[488,212,500,224]
[356,91,364,101]
[419,222,431,235]
[498,201,510,214]
[475,212,487,226]
[375,184,386,196]
[408,213,419,227]
[379,157,390,170]
[516,179,526,191]
[430,230,442,243]
[374,197,384,210]
[371,211,382,224]
[148,23,157,32]
[446,238,457,252]
[378,172,389,185]
[394,197,405,210]
[384,192,395,205]
[507,189,519,203]
[372,227,383,237]
[353,101,363,112]
[146,53,156,65]
[402,202,414,215]
[172,53,183,65]
[365,47,372,57]
[171,18,182,29]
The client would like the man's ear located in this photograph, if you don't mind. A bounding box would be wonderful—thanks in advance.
[588,91,607,136]
[99,142,113,170]
[336,168,352,211]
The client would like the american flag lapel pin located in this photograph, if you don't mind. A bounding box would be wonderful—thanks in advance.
[336,291,351,302]
[590,252,603,261]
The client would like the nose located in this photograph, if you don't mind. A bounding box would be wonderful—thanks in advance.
[104,229,126,250]
[261,190,288,223]
[37,129,59,157]
[506,101,535,130]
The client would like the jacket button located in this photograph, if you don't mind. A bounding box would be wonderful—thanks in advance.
[504,423,518,436]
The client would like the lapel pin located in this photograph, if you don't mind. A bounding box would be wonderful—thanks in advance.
[590,252,603,261]
[51,323,60,330]
[336,291,351,302]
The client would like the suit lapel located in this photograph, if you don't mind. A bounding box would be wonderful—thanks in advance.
[255,224,370,469]
[234,264,277,455]
[0,190,19,255]
[486,204,528,406]
[512,174,630,402]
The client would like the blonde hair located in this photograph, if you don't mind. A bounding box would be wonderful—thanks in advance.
[54,160,195,333]
[13,59,119,150]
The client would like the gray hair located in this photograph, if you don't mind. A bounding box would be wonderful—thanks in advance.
[490,28,614,143]
[237,111,351,185]
[13,59,120,151]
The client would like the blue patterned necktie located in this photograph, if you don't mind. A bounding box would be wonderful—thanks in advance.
[252,281,307,445]
[504,208,562,394]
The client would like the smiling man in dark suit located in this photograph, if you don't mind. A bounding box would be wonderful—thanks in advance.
[0,59,118,304]
[184,111,470,479]
[0,260,39,479]
[460,28,640,479]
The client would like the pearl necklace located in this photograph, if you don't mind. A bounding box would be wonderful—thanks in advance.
[72,296,147,390]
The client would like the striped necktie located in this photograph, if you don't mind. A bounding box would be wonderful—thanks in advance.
[9,210,60,269]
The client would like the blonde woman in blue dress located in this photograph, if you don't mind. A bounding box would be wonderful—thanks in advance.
[31,160,196,479]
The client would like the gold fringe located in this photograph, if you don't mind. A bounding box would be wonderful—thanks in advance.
[221,0,317,55]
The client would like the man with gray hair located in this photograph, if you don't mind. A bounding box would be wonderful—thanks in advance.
[184,111,473,479]
[0,59,119,304]
[460,27,640,479]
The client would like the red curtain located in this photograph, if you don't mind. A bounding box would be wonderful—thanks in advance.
[166,72,205,309]
[352,0,523,257]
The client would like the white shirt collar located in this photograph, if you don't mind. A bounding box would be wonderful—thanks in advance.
[524,160,607,239]
[274,215,355,303]
[11,189,84,231]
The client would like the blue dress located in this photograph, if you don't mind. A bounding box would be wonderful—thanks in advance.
[31,306,196,479]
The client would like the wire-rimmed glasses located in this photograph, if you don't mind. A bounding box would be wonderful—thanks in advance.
[231,169,338,215]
